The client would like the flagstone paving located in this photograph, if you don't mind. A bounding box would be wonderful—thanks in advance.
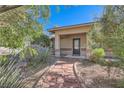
[36,58,81,88]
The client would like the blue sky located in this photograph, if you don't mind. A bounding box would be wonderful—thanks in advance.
[38,5,104,35]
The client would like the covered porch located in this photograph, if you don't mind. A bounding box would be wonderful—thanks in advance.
[55,32,90,59]
[49,23,92,59]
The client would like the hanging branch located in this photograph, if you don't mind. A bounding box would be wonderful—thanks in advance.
[0,5,22,14]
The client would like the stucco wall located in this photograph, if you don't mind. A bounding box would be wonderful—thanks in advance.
[60,33,87,56]
[60,33,86,49]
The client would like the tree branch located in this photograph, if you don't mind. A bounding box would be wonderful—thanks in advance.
[0,5,22,14]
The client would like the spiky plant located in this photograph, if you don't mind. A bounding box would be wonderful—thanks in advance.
[0,58,25,88]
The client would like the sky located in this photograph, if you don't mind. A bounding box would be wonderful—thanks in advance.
[38,5,104,35]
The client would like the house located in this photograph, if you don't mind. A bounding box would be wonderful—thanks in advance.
[49,22,93,59]
[49,22,114,59]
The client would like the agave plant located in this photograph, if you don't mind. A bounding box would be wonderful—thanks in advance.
[0,56,25,88]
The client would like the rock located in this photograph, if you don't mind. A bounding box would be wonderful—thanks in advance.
[47,76,52,81]
[85,79,93,85]
[57,77,64,83]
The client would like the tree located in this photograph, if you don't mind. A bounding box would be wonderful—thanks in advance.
[0,5,51,88]
[91,6,124,60]
[0,6,51,55]
[0,5,50,55]
[32,34,51,47]
[0,5,22,13]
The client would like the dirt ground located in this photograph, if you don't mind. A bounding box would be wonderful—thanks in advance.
[20,57,124,88]
[76,60,124,88]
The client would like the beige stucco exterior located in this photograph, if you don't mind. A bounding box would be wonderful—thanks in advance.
[60,33,87,56]
[49,23,92,58]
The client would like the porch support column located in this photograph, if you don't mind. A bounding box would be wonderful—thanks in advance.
[55,34,60,57]
[86,33,90,59]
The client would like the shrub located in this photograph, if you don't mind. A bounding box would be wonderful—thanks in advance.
[115,79,124,88]
[25,45,51,67]
[90,48,105,62]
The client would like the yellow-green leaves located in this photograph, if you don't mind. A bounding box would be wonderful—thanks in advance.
[0,6,44,49]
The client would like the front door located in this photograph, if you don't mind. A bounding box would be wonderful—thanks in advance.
[73,38,80,56]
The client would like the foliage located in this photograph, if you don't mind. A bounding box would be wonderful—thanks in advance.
[0,5,51,87]
[90,48,105,62]
[89,6,124,85]
[0,5,63,87]
[93,48,105,57]
[0,7,41,48]
[26,46,51,67]
[32,34,51,47]
[0,5,51,54]
[91,6,124,60]
[0,55,10,66]
[88,23,105,48]
[115,79,124,88]
[0,61,25,88]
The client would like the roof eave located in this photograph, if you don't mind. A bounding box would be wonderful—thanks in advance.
[48,22,94,32]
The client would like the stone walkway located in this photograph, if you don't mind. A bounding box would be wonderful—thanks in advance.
[36,58,81,88]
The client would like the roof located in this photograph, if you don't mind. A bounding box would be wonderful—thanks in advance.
[48,22,94,32]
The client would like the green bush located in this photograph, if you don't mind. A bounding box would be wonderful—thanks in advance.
[114,79,124,88]
[90,48,105,62]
